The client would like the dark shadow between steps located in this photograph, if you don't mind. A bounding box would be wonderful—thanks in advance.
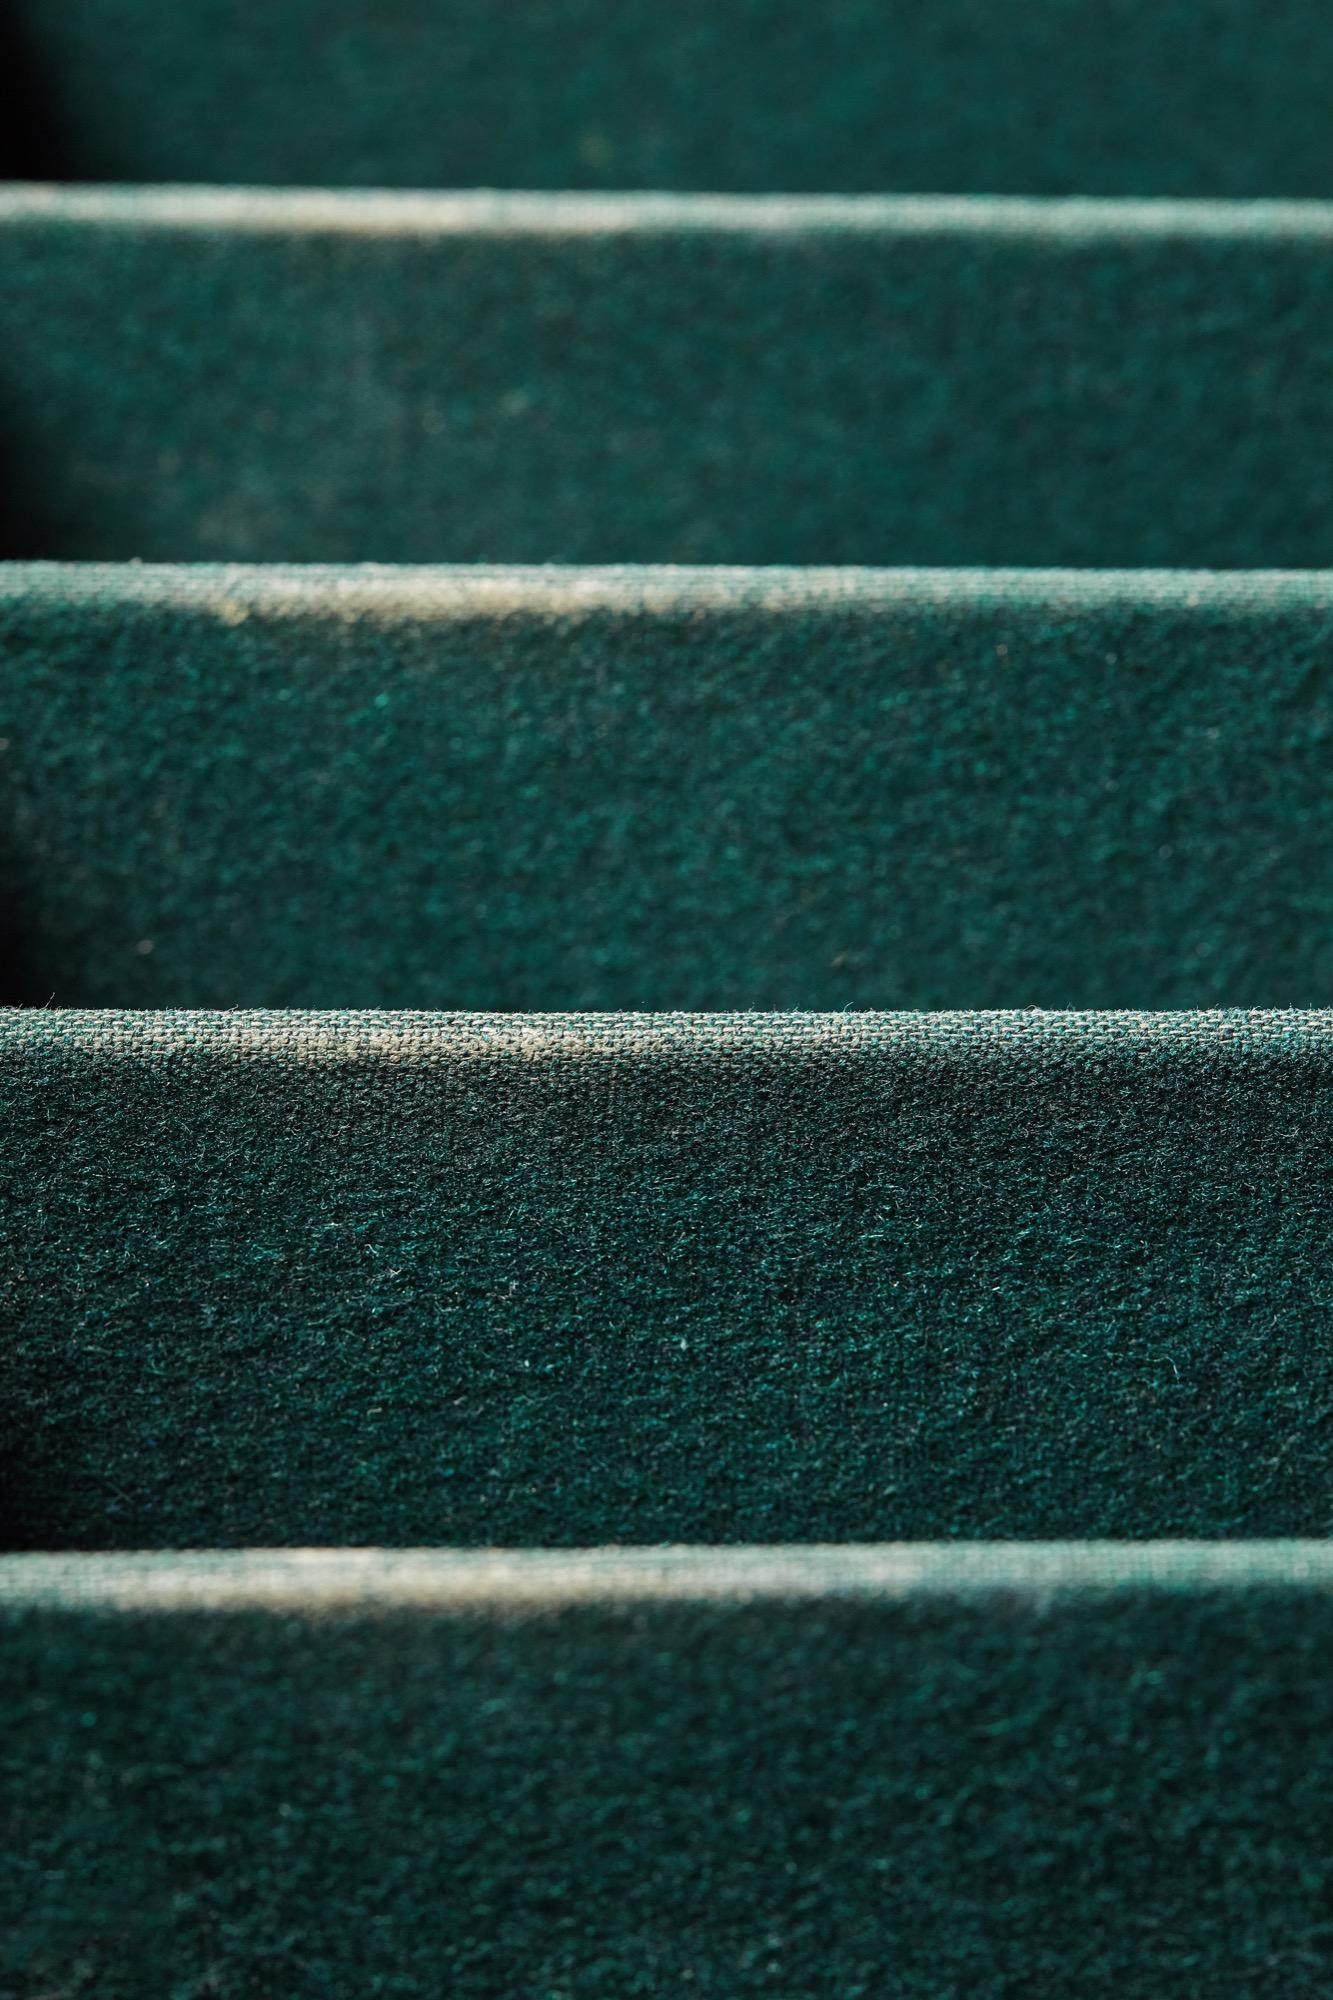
[0,814,61,1002]
[0,10,71,180]
[0,902,58,1005]
[0,26,79,548]
[0,1403,70,1552]
[0,417,57,559]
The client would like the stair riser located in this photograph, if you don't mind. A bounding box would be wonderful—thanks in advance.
[6,194,1333,564]
[7,0,1332,196]
[6,1011,1333,1548]
[5,1547,1331,1994]
[6,567,1333,1009]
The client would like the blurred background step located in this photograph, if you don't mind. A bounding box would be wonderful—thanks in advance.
[6,189,1333,566]
[5,1008,1333,1550]
[6,1542,1333,1993]
[4,0,1331,197]
[5,565,1333,1012]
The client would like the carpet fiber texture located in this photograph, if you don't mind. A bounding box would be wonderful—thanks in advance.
[5,1543,1333,1996]
[6,0,1331,1989]
[8,0,1333,197]
[5,1009,1333,1549]
[7,190,1333,565]
[6,565,1333,1010]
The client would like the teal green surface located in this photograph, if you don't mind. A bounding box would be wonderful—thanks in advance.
[9,0,1333,196]
[5,1010,1333,1549]
[7,0,1331,1986]
[5,567,1333,1010]
[7,192,1333,565]
[5,1545,1332,1995]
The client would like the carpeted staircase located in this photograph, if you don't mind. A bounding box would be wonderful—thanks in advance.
[4,9,1333,1994]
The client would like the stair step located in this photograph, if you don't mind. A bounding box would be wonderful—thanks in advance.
[7,0,1331,198]
[5,1007,1332,1549]
[7,564,1333,1010]
[6,189,1333,565]
[6,1541,1332,1991]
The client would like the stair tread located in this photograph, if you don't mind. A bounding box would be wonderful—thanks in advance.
[7,189,1333,564]
[9,0,1333,197]
[6,1006,1333,1548]
[6,1537,1333,1993]
[6,562,1333,1009]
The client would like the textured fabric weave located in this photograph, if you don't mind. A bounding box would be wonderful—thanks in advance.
[7,191,1333,564]
[5,1007,1333,1549]
[5,1544,1333,1995]
[6,565,1333,1009]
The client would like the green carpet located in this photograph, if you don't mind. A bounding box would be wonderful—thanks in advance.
[9,0,1333,197]
[5,1008,1333,1550]
[6,564,1333,1011]
[5,3,1333,1985]
[7,190,1333,565]
[5,1544,1333,1996]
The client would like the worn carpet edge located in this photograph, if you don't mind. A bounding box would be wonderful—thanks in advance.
[7,560,1333,617]
[5,1007,1332,1066]
[10,185,1333,239]
[5,1541,1333,1611]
